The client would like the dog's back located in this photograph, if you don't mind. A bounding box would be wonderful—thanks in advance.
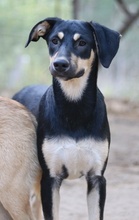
[13,85,47,118]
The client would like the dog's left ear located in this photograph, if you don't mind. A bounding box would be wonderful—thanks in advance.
[90,22,121,68]
[25,17,62,47]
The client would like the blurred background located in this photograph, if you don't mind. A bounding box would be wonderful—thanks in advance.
[1,1,139,219]
[0,0,139,103]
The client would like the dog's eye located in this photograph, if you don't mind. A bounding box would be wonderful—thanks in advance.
[78,40,86,46]
[52,38,59,45]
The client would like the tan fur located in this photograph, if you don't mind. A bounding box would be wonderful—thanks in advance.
[50,52,58,64]
[31,21,50,41]
[58,50,95,101]
[0,97,43,220]
[57,32,64,40]
[73,33,80,41]
[71,50,95,74]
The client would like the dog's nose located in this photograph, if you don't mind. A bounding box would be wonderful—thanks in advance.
[53,59,70,72]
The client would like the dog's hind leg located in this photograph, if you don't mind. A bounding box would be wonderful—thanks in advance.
[86,175,106,220]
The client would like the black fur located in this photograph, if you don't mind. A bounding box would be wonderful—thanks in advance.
[13,17,120,220]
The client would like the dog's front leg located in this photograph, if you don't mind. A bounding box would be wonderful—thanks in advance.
[86,174,106,220]
[41,173,60,220]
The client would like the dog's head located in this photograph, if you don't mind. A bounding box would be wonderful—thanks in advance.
[26,17,121,81]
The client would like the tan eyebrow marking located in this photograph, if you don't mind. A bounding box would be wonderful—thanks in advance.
[73,33,81,41]
[58,32,64,39]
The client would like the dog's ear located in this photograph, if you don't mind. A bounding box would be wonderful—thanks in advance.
[90,22,121,68]
[25,17,62,47]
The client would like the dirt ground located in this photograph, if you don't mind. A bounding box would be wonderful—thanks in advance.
[59,101,139,220]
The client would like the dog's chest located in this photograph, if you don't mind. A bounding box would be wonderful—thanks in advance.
[42,137,108,179]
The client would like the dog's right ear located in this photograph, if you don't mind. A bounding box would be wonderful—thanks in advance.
[25,17,62,47]
[90,22,121,68]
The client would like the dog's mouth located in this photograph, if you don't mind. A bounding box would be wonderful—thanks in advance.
[50,64,85,81]
[64,69,85,81]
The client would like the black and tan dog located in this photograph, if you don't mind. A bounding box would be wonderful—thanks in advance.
[13,17,121,220]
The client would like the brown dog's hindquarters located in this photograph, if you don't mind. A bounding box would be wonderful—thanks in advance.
[0,97,43,220]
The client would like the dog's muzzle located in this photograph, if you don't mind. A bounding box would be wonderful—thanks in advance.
[50,58,84,80]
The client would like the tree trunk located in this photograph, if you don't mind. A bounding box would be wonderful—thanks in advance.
[72,0,80,19]
[116,0,139,36]
[54,0,61,17]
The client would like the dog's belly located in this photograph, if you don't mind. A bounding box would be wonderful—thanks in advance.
[42,137,108,179]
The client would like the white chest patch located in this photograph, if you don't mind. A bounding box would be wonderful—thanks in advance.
[42,137,108,179]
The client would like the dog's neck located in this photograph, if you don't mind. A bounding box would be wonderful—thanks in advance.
[52,56,99,111]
